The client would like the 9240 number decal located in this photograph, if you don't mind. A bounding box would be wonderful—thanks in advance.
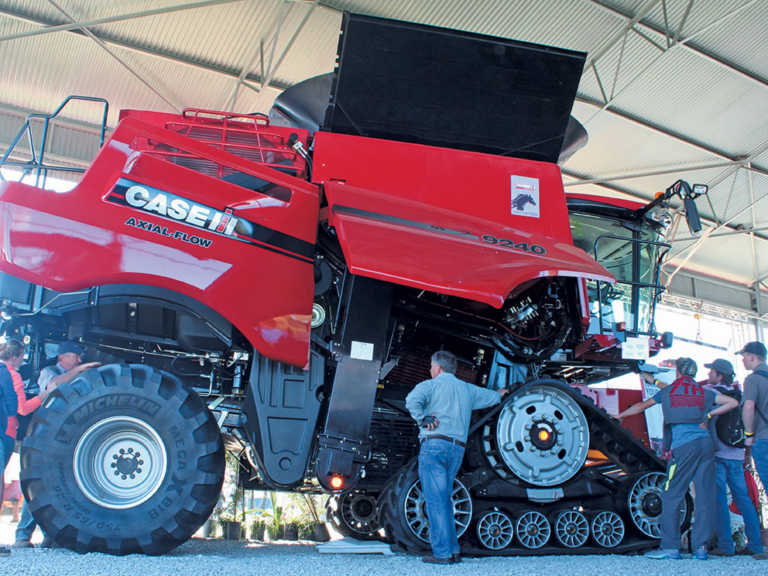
[481,234,546,255]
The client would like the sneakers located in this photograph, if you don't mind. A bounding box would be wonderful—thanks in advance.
[0,545,10,556]
[40,537,55,549]
[753,552,768,560]
[693,546,708,560]
[421,555,453,565]
[12,539,33,549]
[708,548,734,557]
[645,548,682,560]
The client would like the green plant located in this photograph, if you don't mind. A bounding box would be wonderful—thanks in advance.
[257,491,284,539]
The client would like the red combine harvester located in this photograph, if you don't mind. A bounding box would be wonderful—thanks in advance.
[0,14,706,555]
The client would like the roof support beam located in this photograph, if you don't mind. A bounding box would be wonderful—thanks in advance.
[575,96,768,181]
[586,0,768,91]
[0,5,292,96]
[46,0,181,112]
[582,0,762,127]
[673,225,768,243]
[563,159,742,187]
[664,183,768,284]
[0,1,245,43]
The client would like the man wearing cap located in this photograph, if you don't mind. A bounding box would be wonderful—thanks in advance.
[13,341,99,549]
[618,357,738,560]
[740,341,768,522]
[701,358,766,558]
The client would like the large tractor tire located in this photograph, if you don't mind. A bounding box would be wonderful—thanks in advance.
[20,364,225,555]
[379,460,472,554]
[326,490,382,540]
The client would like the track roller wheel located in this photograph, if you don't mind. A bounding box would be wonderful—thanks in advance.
[515,510,551,549]
[554,510,589,548]
[475,510,514,550]
[591,510,625,548]
[325,490,381,540]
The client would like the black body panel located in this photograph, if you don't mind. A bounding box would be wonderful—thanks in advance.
[323,13,586,162]
[243,348,325,488]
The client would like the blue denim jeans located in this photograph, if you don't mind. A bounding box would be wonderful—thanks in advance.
[15,499,44,542]
[418,438,465,559]
[715,458,763,554]
[753,439,768,507]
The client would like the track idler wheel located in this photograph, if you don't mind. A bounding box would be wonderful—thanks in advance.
[627,472,692,538]
[515,510,551,549]
[326,490,381,540]
[554,510,589,548]
[379,461,472,553]
[475,510,514,550]
[591,511,625,548]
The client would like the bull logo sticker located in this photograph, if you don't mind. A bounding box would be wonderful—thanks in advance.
[510,175,540,218]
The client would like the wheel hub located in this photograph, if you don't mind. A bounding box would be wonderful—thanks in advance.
[73,416,168,509]
[488,384,589,487]
[642,493,662,516]
[529,420,557,450]
[112,448,144,478]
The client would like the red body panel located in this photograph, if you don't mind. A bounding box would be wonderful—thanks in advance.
[566,193,645,211]
[0,115,319,366]
[313,132,613,307]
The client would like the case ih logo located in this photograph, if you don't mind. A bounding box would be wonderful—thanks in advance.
[106,178,239,236]
[105,177,315,264]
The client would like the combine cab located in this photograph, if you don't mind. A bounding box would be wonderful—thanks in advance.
[0,13,703,555]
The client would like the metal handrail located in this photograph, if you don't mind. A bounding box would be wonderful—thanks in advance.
[592,233,671,336]
[0,95,108,188]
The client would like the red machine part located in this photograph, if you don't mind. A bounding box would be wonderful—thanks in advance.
[0,112,318,366]
[313,132,613,308]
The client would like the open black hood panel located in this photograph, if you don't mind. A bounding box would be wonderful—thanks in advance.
[322,13,587,163]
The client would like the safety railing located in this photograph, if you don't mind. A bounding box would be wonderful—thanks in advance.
[0,95,109,189]
[133,108,306,181]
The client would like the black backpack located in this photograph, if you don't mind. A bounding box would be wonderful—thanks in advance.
[713,385,745,448]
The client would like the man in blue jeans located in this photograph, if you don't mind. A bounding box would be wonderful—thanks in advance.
[405,351,508,564]
[741,341,768,560]
[701,358,766,558]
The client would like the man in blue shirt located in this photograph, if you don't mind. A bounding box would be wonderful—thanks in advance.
[405,351,508,564]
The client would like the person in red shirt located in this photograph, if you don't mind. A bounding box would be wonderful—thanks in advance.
[4,346,57,441]
[0,339,26,556]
